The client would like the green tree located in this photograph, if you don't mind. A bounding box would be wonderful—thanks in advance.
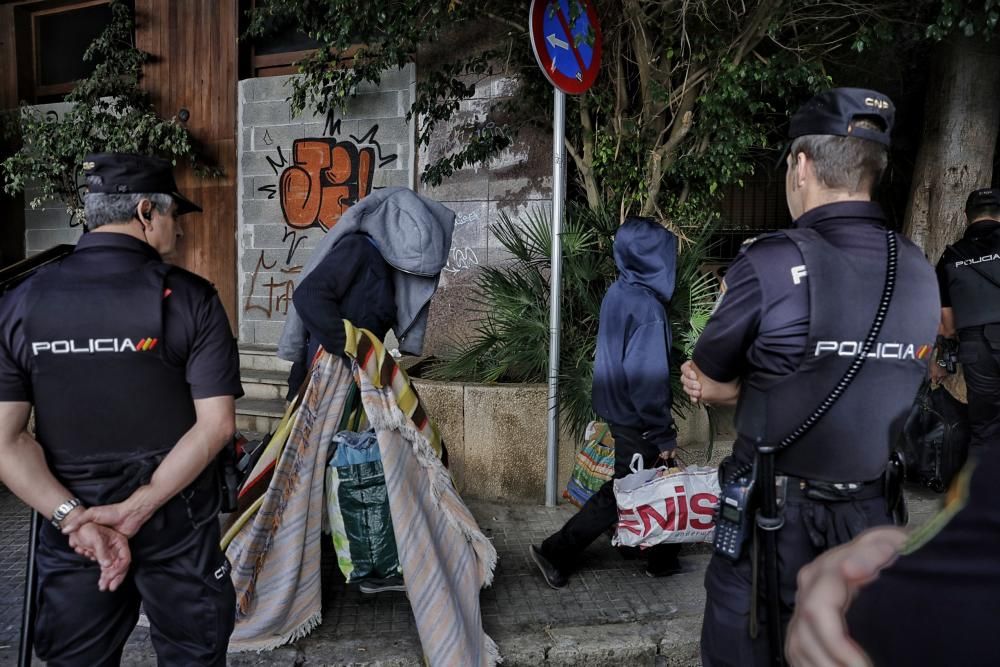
[247,1,906,215]
[901,1,1000,260]
[1,0,213,224]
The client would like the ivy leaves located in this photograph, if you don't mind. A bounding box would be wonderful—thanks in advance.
[1,0,212,224]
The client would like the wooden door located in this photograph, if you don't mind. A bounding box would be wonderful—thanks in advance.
[135,0,239,329]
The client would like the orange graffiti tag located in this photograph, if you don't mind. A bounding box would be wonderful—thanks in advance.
[279,138,375,231]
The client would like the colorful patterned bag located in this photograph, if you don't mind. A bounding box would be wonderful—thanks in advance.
[563,422,616,508]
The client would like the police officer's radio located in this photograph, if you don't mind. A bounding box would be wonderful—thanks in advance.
[713,468,756,561]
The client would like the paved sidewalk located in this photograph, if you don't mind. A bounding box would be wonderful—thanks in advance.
[0,487,942,666]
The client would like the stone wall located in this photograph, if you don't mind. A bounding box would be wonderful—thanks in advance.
[414,377,727,501]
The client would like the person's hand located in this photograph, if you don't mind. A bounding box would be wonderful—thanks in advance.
[929,361,948,385]
[658,449,676,462]
[67,522,131,592]
[64,491,157,539]
[681,360,704,403]
[785,526,908,667]
[680,360,741,406]
[655,449,676,474]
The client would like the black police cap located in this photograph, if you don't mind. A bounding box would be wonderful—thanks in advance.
[778,88,894,167]
[966,187,1000,213]
[82,153,202,216]
[789,88,894,144]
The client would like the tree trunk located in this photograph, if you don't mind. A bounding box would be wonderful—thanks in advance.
[903,36,1000,262]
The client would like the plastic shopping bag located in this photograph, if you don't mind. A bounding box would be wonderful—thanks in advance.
[326,429,402,582]
[613,463,720,547]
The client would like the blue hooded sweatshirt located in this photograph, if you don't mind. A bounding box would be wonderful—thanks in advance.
[591,216,678,452]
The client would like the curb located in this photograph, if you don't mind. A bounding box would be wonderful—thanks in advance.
[216,616,703,667]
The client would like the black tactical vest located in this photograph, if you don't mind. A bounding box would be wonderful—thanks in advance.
[23,260,196,470]
[939,224,1000,329]
[735,228,938,482]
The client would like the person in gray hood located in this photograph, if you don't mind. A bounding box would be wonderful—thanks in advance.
[530,216,682,589]
[278,187,455,370]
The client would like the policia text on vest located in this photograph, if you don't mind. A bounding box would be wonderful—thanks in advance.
[680,88,940,667]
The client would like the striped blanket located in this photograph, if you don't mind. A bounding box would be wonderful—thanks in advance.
[345,323,499,666]
[225,354,352,652]
[225,323,498,664]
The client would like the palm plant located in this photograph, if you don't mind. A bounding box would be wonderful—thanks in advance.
[428,202,719,438]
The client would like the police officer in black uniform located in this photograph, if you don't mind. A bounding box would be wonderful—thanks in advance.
[680,89,940,666]
[0,153,243,666]
[933,187,1000,448]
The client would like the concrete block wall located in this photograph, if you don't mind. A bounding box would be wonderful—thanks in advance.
[236,64,555,355]
[417,72,553,354]
[237,67,417,345]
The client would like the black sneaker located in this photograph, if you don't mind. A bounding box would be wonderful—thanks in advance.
[529,545,568,589]
[644,557,682,578]
[359,575,406,594]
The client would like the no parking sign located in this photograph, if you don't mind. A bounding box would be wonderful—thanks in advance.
[529,0,602,95]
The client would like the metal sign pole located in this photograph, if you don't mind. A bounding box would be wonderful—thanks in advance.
[545,88,567,507]
[530,0,601,507]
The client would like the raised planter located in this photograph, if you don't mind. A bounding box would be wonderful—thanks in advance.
[412,377,731,503]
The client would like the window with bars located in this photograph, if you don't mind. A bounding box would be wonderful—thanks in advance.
[711,168,792,260]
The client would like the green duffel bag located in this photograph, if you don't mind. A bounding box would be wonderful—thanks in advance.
[326,428,402,582]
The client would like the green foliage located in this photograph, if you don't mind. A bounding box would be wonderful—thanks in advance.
[1,1,212,223]
[678,55,830,198]
[245,0,499,183]
[928,0,1000,39]
[428,202,718,437]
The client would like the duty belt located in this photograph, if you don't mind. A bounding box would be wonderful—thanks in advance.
[776,474,884,505]
[52,448,220,529]
[52,449,171,506]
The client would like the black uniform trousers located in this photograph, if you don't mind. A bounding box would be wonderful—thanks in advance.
[700,471,892,667]
[958,325,1000,448]
[541,425,681,573]
[32,491,235,667]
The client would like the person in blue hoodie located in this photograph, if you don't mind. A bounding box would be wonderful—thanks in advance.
[530,215,682,588]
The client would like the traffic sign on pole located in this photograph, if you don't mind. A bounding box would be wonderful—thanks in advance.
[528,0,602,507]
[529,0,602,96]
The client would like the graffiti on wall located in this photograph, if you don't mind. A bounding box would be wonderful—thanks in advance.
[443,247,480,274]
[243,113,399,319]
[243,250,300,319]
[280,139,375,230]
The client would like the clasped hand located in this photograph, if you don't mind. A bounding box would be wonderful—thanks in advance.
[59,496,156,593]
[64,521,131,592]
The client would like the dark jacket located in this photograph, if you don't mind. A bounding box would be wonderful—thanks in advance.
[286,232,395,398]
[278,187,454,361]
[591,217,678,452]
